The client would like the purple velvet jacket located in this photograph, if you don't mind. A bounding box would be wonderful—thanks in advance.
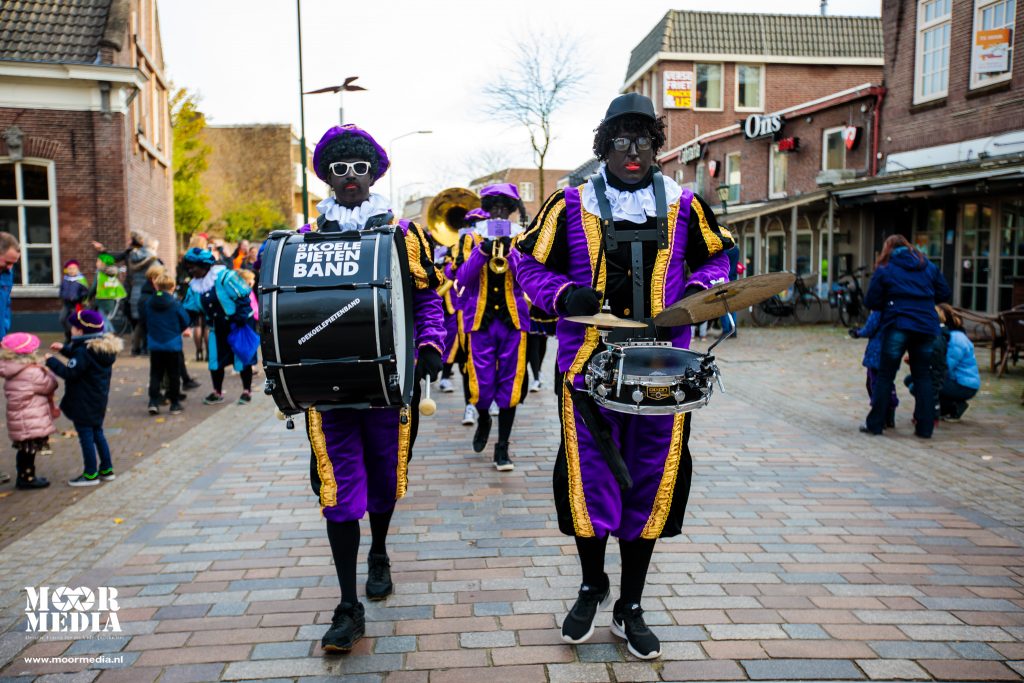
[513,182,732,377]
[454,233,531,333]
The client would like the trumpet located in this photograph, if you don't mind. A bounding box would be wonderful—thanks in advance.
[489,240,508,275]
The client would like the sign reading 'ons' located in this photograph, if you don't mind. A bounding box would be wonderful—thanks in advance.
[743,114,783,140]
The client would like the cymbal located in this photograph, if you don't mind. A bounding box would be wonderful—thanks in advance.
[653,272,797,326]
[565,312,649,329]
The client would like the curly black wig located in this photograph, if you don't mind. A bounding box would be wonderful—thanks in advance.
[316,135,382,180]
[592,113,668,162]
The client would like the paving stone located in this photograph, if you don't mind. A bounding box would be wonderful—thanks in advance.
[918,659,1022,681]
[857,659,930,680]
[576,643,623,663]
[661,660,746,681]
[458,630,515,648]
[251,641,312,659]
[868,641,957,659]
[742,658,864,680]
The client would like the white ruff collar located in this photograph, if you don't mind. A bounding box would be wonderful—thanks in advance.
[317,193,391,230]
[189,264,225,293]
[581,166,683,225]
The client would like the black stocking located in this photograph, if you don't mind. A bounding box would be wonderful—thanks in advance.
[368,509,394,555]
[575,535,609,589]
[497,407,516,443]
[326,519,360,605]
[618,537,656,606]
[210,368,225,394]
[461,367,471,405]
[240,365,253,392]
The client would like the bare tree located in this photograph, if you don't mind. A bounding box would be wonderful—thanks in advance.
[483,31,586,202]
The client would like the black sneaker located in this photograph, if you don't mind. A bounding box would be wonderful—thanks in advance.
[147,402,160,415]
[183,379,201,390]
[68,473,100,487]
[98,468,116,482]
[472,413,491,453]
[321,601,365,653]
[237,392,252,405]
[493,442,514,472]
[203,392,225,405]
[611,600,661,660]
[560,578,610,644]
[366,553,393,601]
[169,402,184,415]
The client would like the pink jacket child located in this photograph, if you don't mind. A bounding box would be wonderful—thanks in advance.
[0,333,58,489]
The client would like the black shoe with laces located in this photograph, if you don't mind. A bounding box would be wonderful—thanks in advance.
[320,601,365,653]
[365,552,393,601]
[560,578,610,644]
[493,442,514,471]
[183,379,201,390]
[611,600,661,659]
[472,413,491,453]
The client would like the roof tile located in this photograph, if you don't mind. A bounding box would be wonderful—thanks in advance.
[0,0,113,63]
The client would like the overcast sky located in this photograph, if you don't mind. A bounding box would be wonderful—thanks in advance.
[161,0,880,211]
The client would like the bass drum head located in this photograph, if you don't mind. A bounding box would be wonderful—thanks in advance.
[390,229,415,405]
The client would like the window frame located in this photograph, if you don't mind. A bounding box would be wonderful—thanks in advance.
[0,157,61,288]
[734,63,766,113]
[821,127,847,171]
[519,181,535,203]
[970,0,1016,89]
[725,152,741,203]
[914,0,953,104]
[768,142,788,199]
[695,161,707,197]
[693,62,725,112]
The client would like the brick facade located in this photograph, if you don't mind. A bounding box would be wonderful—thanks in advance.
[468,167,572,220]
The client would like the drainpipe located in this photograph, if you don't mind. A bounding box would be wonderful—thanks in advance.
[871,87,886,176]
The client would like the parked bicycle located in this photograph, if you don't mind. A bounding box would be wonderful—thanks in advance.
[830,266,870,327]
[749,272,825,326]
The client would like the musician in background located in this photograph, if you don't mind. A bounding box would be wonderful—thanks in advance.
[513,94,733,659]
[304,125,445,654]
[446,209,489,428]
[455,185,530,471]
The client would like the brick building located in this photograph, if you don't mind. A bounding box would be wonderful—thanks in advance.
[468,167,572,222]
[833,0,1024,312]
[609,10,885,295]
[0,0,174,329]
[201,124,321,230]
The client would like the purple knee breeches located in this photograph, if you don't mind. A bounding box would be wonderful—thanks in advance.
[467,318,527,410]
[306,406,411,523]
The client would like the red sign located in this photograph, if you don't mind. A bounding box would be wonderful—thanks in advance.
[708,160,719,177]
[777,137,800,152]
[843,127,861,151]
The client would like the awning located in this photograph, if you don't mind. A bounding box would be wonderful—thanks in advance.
[833,165,1024,202]
[722,190,829,224]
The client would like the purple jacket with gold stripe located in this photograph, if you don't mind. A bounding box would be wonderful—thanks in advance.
[454,233,531,333]
[513,182,732,377]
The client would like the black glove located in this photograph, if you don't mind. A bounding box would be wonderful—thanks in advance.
[416,345,442,382]
[559,286,601,316]
[480,240,494,256]
[683,284,706,299]
[848,328,859,339]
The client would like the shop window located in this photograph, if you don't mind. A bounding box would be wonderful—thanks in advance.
[694,63,723,110]
[767,233,786,273]
[998,200,1024,310]
[960,203,992,311]
[520,182,535,203]
[742,234,756,276]
[914,207,945,269]
[915,0,952,103]
[796,232,813,277]
[769,143,788,198]
[971,0,1016,89]
[822,128,846,171]
[735,64,765,111]
[725,152,741,203]
[695,161,707,197]
[0,160,58,286]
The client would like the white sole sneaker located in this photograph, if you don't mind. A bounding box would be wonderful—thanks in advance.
[560,592,611,644]
[610,618,662,660]
[494,461,515,472]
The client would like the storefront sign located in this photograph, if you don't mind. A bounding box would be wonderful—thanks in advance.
[679,143,702,164]
[663,71,694,109]
[973,28,1011,74]
[743,113,782,140]
[777,137,800,152]
[843,126,860,151]
[708,160,719,177]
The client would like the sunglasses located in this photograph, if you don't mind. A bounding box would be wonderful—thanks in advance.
[611,136,652,152]
[328,161,371,177]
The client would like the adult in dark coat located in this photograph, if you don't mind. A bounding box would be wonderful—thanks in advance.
[862,235,951,438]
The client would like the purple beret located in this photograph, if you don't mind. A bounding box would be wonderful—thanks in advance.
[312,124,390,182]
[464,208,491,222]
[480,183,520,201]
[69,309,105,332]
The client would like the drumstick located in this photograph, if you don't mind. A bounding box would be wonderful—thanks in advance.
[419,378,437,416]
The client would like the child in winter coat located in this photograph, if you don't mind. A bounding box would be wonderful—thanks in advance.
[936,303,981,421]
[59,260,90,342]
[45,309,123,486]
[0,333,58,489]
[850,311,899,428]
[90,253,127,325]
[140,274,191,415]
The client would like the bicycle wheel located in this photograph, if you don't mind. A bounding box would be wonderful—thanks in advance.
[794,294,824,324]
[838,299,852,327]
[749,301,775,327]
[851,301,869,327]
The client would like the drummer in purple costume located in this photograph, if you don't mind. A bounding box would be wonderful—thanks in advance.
[303,125,446,654]
[455,185,530,471]
[513,94,733,659]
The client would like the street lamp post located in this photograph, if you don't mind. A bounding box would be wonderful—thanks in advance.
[388,130,432,212]
[296,0,309,225]
[716,183,731,216]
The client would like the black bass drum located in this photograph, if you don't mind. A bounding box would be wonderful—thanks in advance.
[258,226,414,414]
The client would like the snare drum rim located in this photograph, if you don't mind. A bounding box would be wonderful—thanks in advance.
[593,392,712,415]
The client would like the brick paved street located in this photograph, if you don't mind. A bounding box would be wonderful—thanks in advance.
[0,326,1021,682]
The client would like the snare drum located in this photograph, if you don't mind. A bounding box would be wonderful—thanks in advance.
[583,341,718,415]
[258,227,414,414]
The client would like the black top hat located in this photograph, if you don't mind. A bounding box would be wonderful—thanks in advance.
[603,93,656,123]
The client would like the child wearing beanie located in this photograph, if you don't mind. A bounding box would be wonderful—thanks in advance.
[0,333,58,489]
[45,309,123,486]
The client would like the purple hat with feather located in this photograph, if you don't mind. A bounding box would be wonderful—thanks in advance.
[464,208,490,223]
[480,183,520,201]
[312,124,391,182]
